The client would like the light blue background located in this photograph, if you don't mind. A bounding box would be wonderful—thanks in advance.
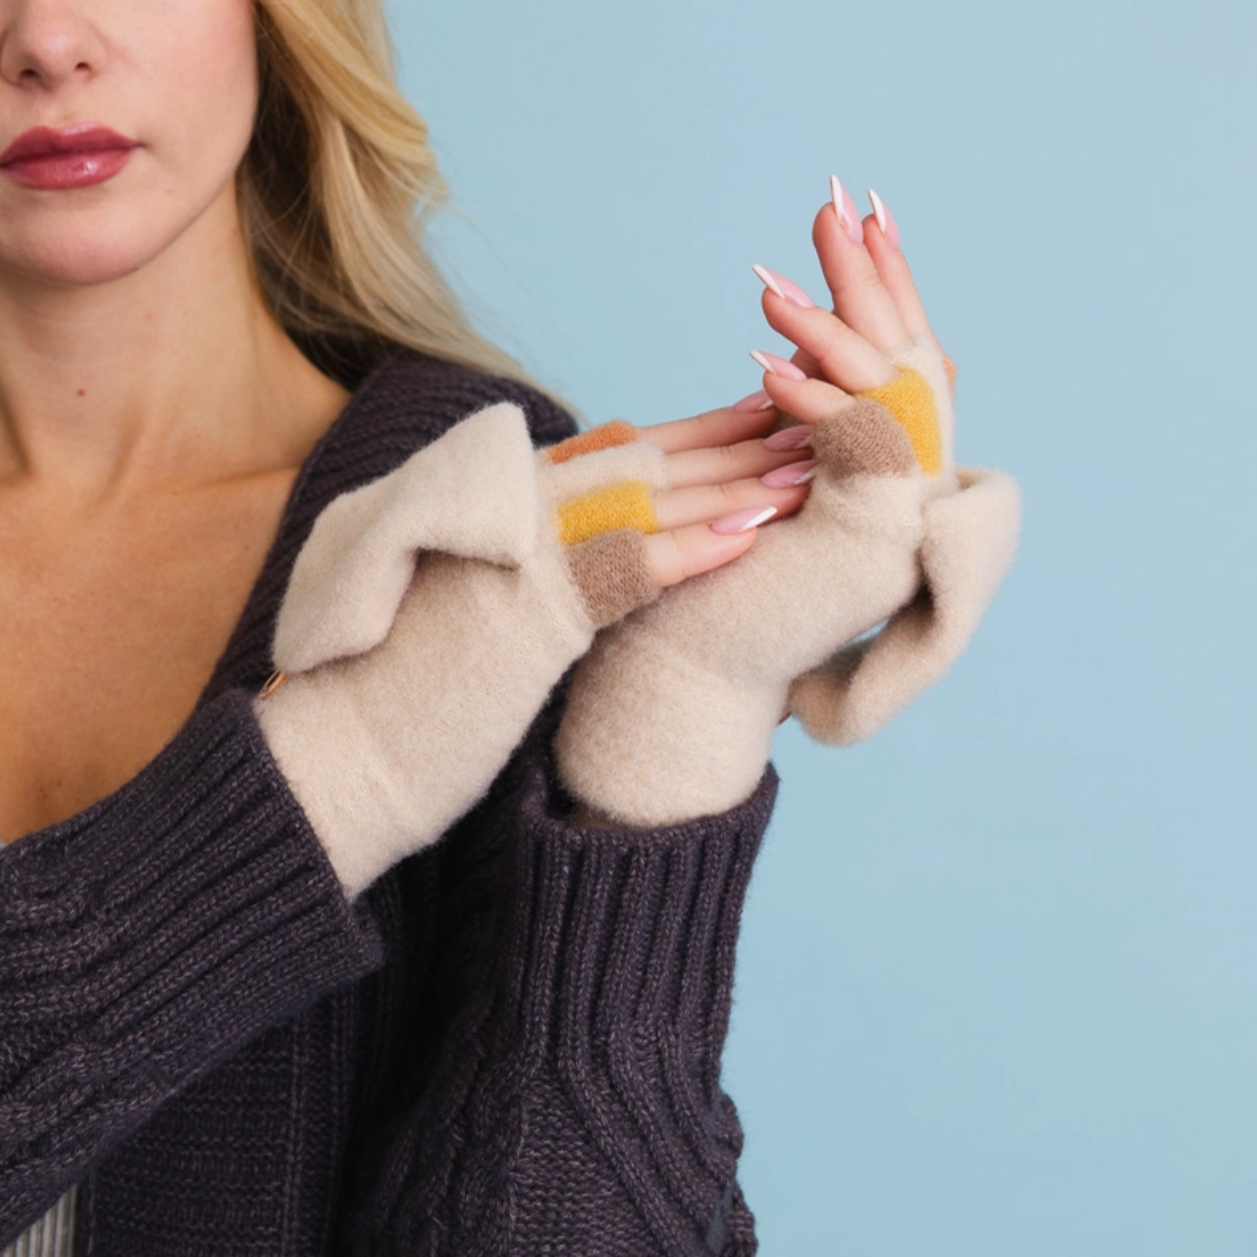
[388,1,1255,1252]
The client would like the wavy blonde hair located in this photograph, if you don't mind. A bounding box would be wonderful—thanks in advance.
[240,0,526,384]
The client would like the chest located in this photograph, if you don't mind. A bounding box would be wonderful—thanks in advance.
[0,476,293,840]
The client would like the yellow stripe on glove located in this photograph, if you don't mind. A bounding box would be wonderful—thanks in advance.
[860,368,944,476]
[557,481,659,546]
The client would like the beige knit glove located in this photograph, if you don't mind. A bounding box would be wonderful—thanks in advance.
[555,340,1020,828]
[256,404,669,896]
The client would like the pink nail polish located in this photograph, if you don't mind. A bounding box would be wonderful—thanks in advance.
[750,350,808,381]
[763,424,815,452]
[829,175,865,246]
[711,505,779,535]
[868,189,901,250]
[732,390,776,413]
[761,459,819,488]
[752,264,816,309]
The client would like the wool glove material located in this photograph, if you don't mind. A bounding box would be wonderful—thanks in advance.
[555,341,1021,828]
[256,403,668,897]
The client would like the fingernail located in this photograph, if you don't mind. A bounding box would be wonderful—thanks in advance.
[733,390,776,413]
[761,459,819,488]
[750,350,808,381]
[763,424,814,452]
[829,175,865,246]
[752,264,816,309]
[868,189,900,250]
[711,505,778,535]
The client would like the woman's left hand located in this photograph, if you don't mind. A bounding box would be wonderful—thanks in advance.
[747,178,946,429]
[555,179,1021,829]
[627,178,952,597]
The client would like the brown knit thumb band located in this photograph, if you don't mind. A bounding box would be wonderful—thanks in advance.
[565,529,659,627]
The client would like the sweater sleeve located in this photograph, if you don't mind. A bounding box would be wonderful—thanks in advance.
[0,689,382,1247]
[344,726,775,1257]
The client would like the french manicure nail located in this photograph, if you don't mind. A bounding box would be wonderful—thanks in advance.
[868,189,901,250]
[732,390,776,413]
[761,459,819,488]
[763,424,815,452]
[750,350,808,381]
[711,505,779,535]
[829,175,865,246]
[752,264,816,309]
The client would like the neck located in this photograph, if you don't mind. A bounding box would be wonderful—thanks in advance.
[0,192,346,508]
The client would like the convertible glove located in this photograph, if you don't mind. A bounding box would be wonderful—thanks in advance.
[257,406,668,896]
[555,341,1021,827]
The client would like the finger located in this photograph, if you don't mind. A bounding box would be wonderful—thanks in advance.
[813,180,911,354]
[643,519,761,588]
[789,346,823,379]
[758,373,860,428]
[752,264,891,390]
[663,431,814,490]
[652,475,809,532]
[863,194,936,345]
[763,422,816,454]
[756,289,895,394]
[638,398,781,455]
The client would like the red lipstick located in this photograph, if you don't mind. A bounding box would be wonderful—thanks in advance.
[0,124,138,190]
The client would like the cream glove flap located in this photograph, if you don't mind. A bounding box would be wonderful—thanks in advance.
[555,342,1021,828]
[787,462,1020,745]
[256,404,669,897]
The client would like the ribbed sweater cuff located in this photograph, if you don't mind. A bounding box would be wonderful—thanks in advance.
[0,689,381,1246]
[506,753,776,1046]
[339,735,775,1256]
[501,756,775,1254]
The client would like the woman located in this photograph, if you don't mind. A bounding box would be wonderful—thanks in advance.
[0,0,1014,1253]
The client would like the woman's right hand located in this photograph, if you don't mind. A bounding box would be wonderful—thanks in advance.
[624,399,815,587]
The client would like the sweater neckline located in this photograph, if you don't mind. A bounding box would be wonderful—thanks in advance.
[194,349,560,706]
[195,348,409,705]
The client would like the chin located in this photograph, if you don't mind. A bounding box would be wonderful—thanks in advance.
[1,197,242,292]
[2,244,159,290]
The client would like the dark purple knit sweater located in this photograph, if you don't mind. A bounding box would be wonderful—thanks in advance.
[0,350,777,1256]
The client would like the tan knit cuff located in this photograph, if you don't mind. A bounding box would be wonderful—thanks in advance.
[565,529,661,627]
[811,397,917,478]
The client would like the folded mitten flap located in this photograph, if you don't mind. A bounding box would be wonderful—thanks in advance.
[274,403,540,674]
[787,466,1021,745]
[258,415,673,895]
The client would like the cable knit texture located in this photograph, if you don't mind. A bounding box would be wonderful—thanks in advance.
[0,350,772,1256]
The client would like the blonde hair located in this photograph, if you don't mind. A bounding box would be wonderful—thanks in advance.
[241,0,527,384]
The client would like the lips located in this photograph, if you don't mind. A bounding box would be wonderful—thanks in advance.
[0,124,139,190]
